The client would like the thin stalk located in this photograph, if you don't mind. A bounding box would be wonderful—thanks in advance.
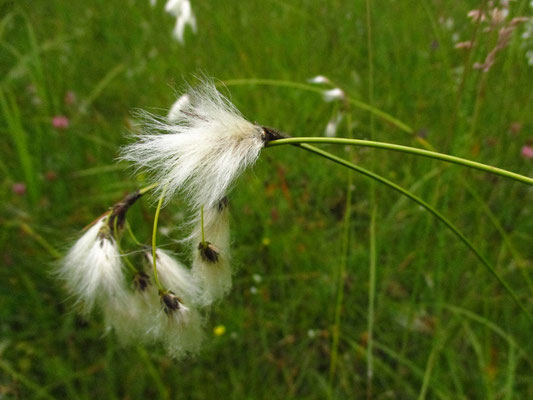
[450,0,489,137]
[293,143,533,324]
[19,223,62,260]
[151,186,167,292]
[221,78,413,133]
[113,216,137,274]
[125,222,144,247]
[139,182,159,195]
[328,114,354,389]
[367,206,377,396]
[266,137,533,185]
[365,0,377,396]
[462,180,533,295]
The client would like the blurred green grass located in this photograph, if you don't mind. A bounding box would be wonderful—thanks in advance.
[1,0,532,398]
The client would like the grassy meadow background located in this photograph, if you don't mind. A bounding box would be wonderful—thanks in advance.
[1,0,533,398]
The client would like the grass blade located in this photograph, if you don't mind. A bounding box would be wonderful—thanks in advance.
[293,143,533,325]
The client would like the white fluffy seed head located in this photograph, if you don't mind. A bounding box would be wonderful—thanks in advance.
[167,94,190,123]
[191,204,232,306]
[103,290,158,345]
[307,75,331,84]
[121,81,265,210]
[144,248,200,303]
[323,88,345,102]
[325,113,344,137]
[58,216,128,314]
[149,294,205,358]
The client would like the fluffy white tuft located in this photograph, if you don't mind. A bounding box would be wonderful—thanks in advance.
[323,88,345,102]
[167,94,190,123]
[191,203,232,306]
[58,216,127,314]
[103,290,158,344]
[121,81,265,210]
[307,75,331,84]
[145,248,200,303]
[149,295,205,358]
[165,0,197,43]
[325,113,343,137]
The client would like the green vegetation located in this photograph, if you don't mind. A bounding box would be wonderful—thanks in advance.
[1,0,532,398]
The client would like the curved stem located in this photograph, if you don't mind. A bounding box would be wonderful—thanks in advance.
[221,78,413,133]
[294,143,533,324]
[266,137,533,185]
[125,221,144,247]
[139,182,160,195]
[113,216,138,274]
[151,186,167,292]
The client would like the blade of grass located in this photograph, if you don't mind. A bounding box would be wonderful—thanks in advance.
[289,143,533,324]
[343,336,451,400]
[504,344,516,400]
[136,346,170,400]
[461,180,533,294]
[437,303,529,363]
[328,113,354,391]
[462,322,493,399]
[0,359,55,400]
[365,1,377,397]
[73,63,125,121]
[0,88,39,204]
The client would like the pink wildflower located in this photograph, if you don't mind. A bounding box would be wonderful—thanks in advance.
[12,182,27,196]
[521,145,533,159]
[52,115,69,130]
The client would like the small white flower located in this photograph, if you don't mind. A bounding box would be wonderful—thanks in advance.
[324,113,344,137]
[165,0,197,44]
[121,81,282,210]
[144,248,200,303]
[191,200,232,306]
[167,93,190,122]
[58,216,127,314]
[307,75,331,85]
[323,88,345,102]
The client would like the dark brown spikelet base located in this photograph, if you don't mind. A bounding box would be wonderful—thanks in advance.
[198,241,220,263]
[108,190,143,236]
[160,291,182,314]
[260,126,288,143]
[133,272,151,292]
[217,196,229,212]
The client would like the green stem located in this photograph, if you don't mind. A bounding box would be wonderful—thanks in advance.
[151,186,167,292]
[367,206,377,395]
[221,78,413,133]
[328,113,353,389]
[266,137,533,185]
[113,216,137,274]
[365,1,376,396]
[19,223,62,260]
[139,182,160,195]
[293,143,533,324]
[125,221,144,247]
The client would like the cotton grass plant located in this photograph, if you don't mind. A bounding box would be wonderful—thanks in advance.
[57,79,533,359]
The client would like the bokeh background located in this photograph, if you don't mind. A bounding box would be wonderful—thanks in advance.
[1,0,533,398]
